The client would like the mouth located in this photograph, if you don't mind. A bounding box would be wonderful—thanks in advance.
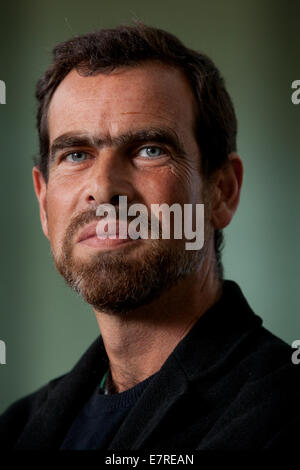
[76,220,140,250]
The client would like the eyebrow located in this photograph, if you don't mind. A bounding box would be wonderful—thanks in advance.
[49,127,187,162]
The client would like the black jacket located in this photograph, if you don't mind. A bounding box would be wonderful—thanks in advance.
[1,280,300,450]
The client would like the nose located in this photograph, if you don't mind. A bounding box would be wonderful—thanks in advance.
[84,149,135,206]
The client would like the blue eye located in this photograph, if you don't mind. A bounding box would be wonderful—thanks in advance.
[65,152,88,163]
[138,146,164,158]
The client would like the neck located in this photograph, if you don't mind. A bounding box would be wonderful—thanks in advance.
[94,252,222,393]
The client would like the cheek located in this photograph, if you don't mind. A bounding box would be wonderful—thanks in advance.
[136,166,202,206]
[46,181,77,249]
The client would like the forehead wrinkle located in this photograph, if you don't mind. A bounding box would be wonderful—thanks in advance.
[119,111,176,121]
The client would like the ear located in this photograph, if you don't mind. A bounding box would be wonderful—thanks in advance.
[32,166,49,239]
[210,153,243,230]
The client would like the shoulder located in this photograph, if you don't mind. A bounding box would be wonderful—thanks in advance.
[0,335,104,449]
[176,280,300,449]
[197,326,300,449]
[0,374,66,448]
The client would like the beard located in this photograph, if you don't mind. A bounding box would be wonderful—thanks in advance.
[52,208,207,315]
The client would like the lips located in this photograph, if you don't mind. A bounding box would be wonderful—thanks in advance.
[77,222,99,243]
[77,220,129,243]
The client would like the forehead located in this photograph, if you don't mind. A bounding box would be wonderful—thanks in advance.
[48,61,197,143]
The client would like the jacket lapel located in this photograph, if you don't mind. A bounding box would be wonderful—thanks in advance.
[15,336,107,449]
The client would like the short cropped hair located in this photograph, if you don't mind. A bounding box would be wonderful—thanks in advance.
[35,22,238,278]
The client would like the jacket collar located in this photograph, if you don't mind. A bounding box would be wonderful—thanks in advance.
[174,280,262,382]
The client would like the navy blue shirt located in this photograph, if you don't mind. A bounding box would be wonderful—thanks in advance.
[61,374,154,450]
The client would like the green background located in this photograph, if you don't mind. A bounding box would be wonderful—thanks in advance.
[0,0,299,413]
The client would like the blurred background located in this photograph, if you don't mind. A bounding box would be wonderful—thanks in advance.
[0,0,299,413]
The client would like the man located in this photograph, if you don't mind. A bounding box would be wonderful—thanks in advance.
[0,23,299,450]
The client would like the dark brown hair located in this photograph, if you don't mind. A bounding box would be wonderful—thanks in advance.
[35,22,237,278]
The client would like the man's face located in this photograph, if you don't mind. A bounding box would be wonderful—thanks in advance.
[34,61,212,313]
